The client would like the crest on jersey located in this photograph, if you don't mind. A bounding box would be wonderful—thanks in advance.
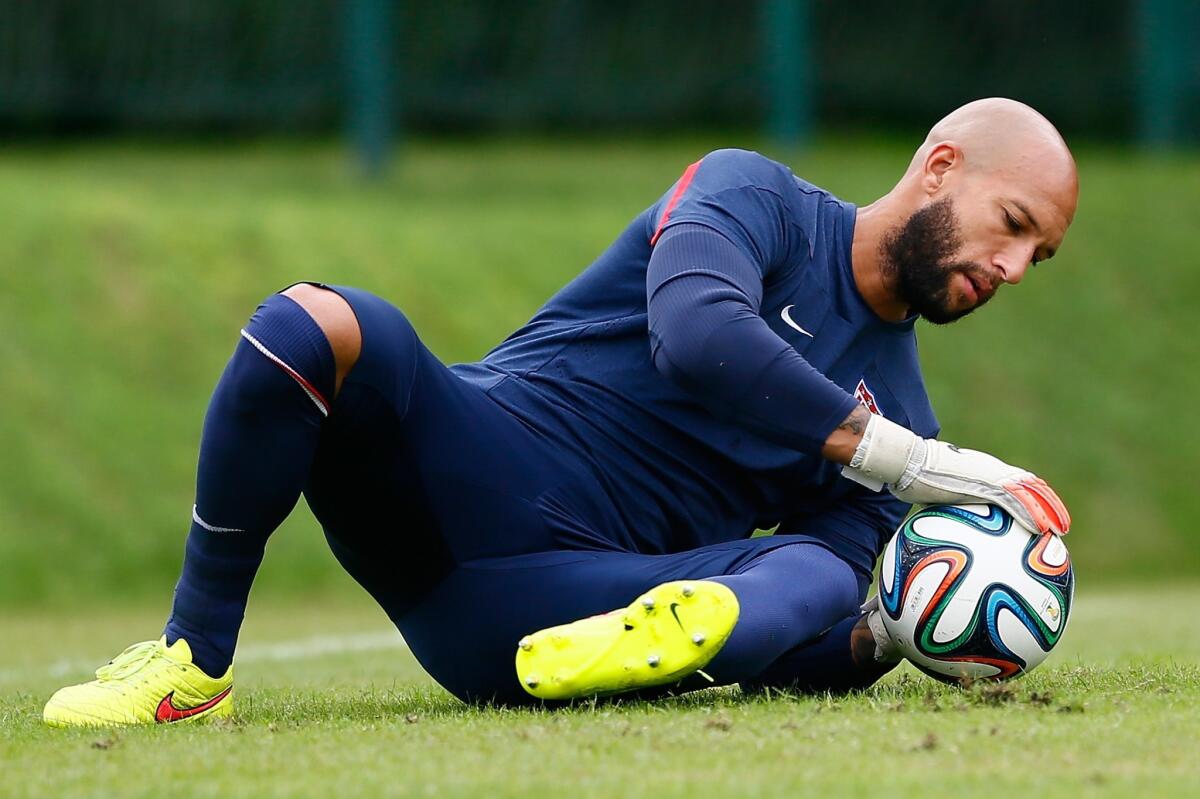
[854,379,882,416]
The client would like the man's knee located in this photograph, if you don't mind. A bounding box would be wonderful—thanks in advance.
[282,283,362,394]
[802,546,861,622]
[754,544,860,627]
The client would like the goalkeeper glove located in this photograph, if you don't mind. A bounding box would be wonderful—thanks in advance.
[842,414,1071,535]
[860,594,903,664]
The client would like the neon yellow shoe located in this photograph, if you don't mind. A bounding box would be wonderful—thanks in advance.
[43,637,233,728]
[515,580,739,700]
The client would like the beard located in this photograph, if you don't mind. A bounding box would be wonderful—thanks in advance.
[880,196,992,325]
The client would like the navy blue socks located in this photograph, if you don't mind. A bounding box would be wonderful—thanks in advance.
[738,613,869,694]
[164,294,335,677]
[704,543,861,686]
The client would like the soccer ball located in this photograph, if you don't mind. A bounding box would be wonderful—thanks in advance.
[877,503,1074,683]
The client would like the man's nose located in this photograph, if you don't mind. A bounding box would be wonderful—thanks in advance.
[994,245,1036,285]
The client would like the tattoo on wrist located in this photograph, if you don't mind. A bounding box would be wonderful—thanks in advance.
[837,405,871,436]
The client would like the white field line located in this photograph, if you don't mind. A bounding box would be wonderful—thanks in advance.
[0,631,408,686]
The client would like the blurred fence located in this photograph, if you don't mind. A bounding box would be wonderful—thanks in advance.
[0,0,1197,141]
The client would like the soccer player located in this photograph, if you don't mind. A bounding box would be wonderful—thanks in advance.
[44,97,1076,725]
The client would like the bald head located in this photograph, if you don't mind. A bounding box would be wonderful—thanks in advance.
[863,98,1081,324]
[908,98,1078,211]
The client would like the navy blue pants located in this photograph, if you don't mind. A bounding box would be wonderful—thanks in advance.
[303,286,861,704]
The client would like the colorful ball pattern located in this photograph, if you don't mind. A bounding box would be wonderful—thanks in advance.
[877,504,1074,683]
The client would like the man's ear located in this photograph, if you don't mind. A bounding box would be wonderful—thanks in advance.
[921,141,961,196]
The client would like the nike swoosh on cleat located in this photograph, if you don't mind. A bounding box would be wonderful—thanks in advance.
[780,305,814,338]
[669,603,685,630]
[155,687,232,723]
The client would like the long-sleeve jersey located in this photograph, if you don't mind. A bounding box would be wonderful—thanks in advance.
[451,148,939,579]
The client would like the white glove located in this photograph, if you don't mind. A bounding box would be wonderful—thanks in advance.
[860,594,903,664]
[843,414,1071,535]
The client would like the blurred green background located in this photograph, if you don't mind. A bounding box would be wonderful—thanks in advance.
[0,1,1198,607]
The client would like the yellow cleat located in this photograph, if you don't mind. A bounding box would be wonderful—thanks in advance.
[43,637,233,728]
[515,580,739,700]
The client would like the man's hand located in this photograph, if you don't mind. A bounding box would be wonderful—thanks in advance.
[841,413,1071,535]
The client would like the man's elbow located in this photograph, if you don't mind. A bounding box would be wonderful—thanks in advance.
[649,333,700,388]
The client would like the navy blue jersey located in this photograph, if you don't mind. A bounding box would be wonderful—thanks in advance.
[451,149,939,577]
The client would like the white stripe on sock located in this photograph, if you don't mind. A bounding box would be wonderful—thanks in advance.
[192,505,246,533]
[239,329,330,417]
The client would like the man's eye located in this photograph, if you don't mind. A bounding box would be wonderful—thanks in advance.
[1003,211,1022,233]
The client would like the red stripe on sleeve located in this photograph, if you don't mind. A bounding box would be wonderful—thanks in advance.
[649,159,703,245]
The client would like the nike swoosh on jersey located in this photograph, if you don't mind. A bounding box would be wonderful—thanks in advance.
[780,305,815,338]
[155,686,233,723]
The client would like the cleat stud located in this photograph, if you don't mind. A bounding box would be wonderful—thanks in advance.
[647,654,661,667]
[681,584,695,597]
[641,596,656,610]
[525,675,541,688]
[692,633,706,646]
[518,637,533,651]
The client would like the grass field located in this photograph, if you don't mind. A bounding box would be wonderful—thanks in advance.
[3,585,1198,798]
[1,137,1197,794]
[1,137,1199,604]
